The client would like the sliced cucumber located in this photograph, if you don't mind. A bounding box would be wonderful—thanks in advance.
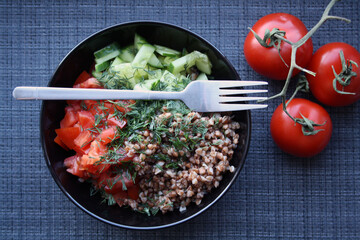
[134,33,148,50]
[134,79,160,91]
[95,61,110,72]
[168,51,212,75]
[119,45,137,62]
[110,56,124,69]
[147,69,163,80]
[92,70,102,79]
[196,72,208,80]
[131,44,156,69]
[160,56,178,68]
[148,54,163,68]
[195,53,212,75]
[94,42,120,59]
[94,42,120,64]
[154,44,181,57]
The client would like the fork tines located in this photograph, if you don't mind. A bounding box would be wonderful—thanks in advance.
[216,80,268,110]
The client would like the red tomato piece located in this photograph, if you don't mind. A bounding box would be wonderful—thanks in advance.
[78,111,95,129]
[96,127,117,145]
[60,107,79,128]
[73,77,103,89]
[127,185,140,200]
[103,173,135,194]
[107,117,127,129]
[114,100,135,113]
[73,130,93,154]
[112,191,129,207]
[307,42,360,106]
[79,154,101,174]
[88,140,107,156]
[104,102,115,115]
[66,100,82,108]
[83,100,98,110]
[55,126,81,150]
[64,155,88,179]
[74,70,91,85]
[270,98,332,157]
[54,135,69,150]
[244,13,313,80]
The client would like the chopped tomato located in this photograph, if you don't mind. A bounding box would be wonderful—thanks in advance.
[96,127,117,145]
[104,102,115,115]
[112,191,129,207]
[60,107,78,128]
[73,77,103,89]
[78,111,95,129]
[108,117,127,129]
[73,130,93,154]
[54,135,69,150]
[88,140,107,156]
[55,126,81,150]
[114,100,135,113]
[64,155,88,179]
[127,185,140,200]
[83,100,98,110]
[103,173,135,194]
[66,100,82,108]
[74,70,91,85]
[79,154,102,174]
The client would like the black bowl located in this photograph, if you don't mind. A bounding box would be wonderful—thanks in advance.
[41,21,251,230]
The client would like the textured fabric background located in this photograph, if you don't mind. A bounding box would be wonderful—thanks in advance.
[1,0,360,239]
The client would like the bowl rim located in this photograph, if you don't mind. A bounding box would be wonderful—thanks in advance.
[40,20,251,230]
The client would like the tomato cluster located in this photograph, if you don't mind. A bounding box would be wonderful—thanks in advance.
[54,71,139,201]
[244,12,360,157]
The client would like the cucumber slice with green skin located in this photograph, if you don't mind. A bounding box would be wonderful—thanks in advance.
[131,44,156,69]
[159,56,178,67]
[94,42,120,59]
[95,50,120,64]
[94,43,120,64]
[148,54,163,68]
[119,45,137,62]
[110,56,124,69]
[196,72,208,80]
[195,58,212,75]
[134,33,148,50]
[168,51,212,75]
[95,61,110,72]
[92,70,102,79]
[154,44,181,57]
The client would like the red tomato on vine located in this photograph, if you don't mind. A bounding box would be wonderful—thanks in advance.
[307,42,360,106]
[244,13,313,80]
[270,98,332,157]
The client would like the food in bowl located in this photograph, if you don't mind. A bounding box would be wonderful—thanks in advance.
[53,33,242,215]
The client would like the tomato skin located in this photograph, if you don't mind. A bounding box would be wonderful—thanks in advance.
[73,77,103,89]
[60,107,78,128]
[55,126,81,150]
[270,98,332,157]
[73,70,91,85]
[307,42,360,106]
[78,111,95,129]
[244,13,313,80]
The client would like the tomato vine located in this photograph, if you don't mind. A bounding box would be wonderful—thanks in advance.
[254,0,351,135]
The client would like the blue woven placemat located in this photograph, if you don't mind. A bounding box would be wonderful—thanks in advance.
[1,0,360,239]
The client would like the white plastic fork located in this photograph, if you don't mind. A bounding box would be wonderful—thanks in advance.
[13,80,268,112]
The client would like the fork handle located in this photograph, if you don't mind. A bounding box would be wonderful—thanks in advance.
[13,87,183,100]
